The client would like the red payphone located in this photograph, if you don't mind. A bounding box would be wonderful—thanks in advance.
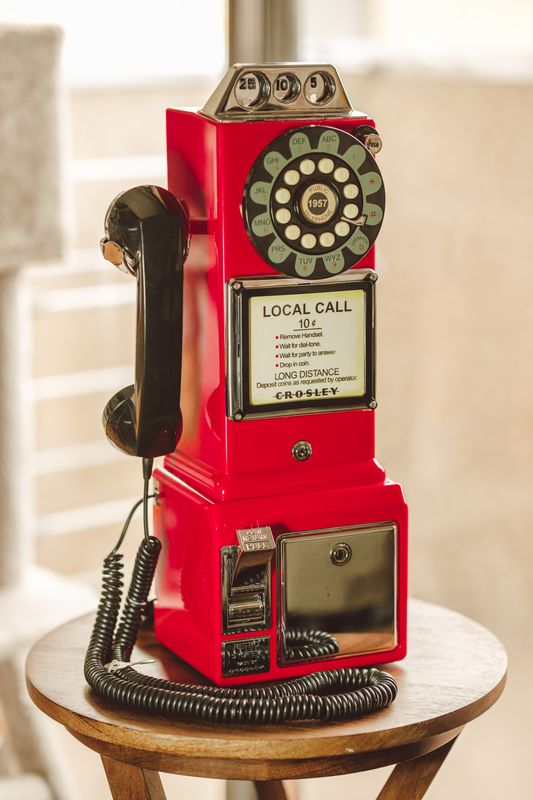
[86,64,407,723]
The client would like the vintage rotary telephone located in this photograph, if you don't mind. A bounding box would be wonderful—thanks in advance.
[85,64,407,723]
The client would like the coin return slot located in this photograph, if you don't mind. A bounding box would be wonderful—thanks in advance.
[222,527,275,634]
[227,594,265,625]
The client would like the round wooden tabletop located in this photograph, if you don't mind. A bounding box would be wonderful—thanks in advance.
[26,599,507,781]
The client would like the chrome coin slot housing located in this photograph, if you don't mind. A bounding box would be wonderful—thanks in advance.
[200,63,359,121]
[221,527,275,634]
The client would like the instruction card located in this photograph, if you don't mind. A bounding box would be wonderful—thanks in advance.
[248,288,366,407]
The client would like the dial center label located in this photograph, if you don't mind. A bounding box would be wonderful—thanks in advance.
[249,288,366,407]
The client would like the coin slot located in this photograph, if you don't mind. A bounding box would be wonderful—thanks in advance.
[272,72,300,103]
[234,71,270,109]
[304,71,336,105]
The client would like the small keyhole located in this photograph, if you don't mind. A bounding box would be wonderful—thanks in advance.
[330,542,352,566]
[292,440,312,462]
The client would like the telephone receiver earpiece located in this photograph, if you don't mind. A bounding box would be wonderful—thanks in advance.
[101,185,189,458]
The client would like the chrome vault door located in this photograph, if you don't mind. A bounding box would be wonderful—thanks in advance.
[277,523,397,664]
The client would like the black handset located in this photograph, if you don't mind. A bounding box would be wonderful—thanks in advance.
[101,185,189,458]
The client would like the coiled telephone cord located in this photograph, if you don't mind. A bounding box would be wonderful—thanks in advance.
[283,627,340,660]
[84,464,398,724]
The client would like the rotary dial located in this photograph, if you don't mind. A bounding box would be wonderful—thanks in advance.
[243,126,385,280]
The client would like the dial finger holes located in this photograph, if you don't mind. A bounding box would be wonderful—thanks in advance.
[319,232,335,248]
[275,188,291,204]
[300,158,315,175]
[335,221,350,237]
[285,224,301,240]
[244,124,385,279]
[343,203,359,219]
[275,208,291,224]
[318,157,334,174]
[334,167,349,183]
[284,170,300,186]
[343,183,359,199]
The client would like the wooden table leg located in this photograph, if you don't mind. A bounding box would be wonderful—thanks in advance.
[254,779,299,800]
[375,733,461,800]
[102,755,167,800]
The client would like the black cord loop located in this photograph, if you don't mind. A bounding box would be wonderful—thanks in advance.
[283,628,340,661]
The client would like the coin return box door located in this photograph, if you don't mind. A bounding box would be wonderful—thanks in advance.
[222,527,275,634]
[278,523,398,663]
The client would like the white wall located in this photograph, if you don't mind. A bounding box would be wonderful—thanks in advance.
[342,71,533,798]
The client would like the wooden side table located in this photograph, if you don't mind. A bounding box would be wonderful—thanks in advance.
[26,600,507,800]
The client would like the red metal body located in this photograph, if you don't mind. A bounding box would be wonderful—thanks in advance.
[153,106,408,686]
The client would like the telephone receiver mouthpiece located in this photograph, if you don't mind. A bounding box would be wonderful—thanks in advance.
[101,185,188,458]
